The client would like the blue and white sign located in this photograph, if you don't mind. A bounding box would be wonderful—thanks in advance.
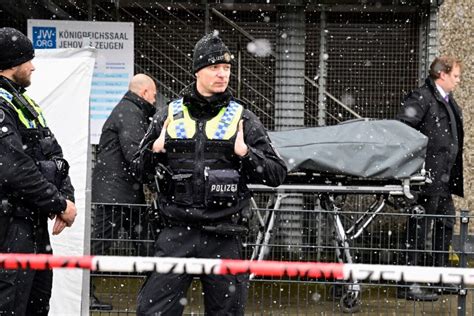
[27,20,134,144]
[32,27,57,48]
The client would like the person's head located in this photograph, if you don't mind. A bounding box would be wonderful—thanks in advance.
[0,27,35,87]
[193,30,233,97]
[429,56,462,93]
[129,74,157,105]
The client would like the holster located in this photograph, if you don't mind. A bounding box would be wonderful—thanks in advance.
[154,163,172,195]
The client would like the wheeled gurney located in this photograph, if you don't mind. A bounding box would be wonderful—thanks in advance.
[248,119,429,313]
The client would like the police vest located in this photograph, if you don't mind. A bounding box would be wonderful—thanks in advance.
[166,98,243,141]
[0,87,56,218]
[0,87,56,164]
[164,98,244,208]
[0,88,47,129]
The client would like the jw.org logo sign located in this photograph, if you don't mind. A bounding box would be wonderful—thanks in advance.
[32,27,57,49]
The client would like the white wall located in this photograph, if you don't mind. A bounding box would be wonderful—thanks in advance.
[28,48,96,316]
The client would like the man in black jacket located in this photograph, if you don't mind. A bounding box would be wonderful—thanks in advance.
[0,27,77,315]
[92,73,157,253]
[133,31,287,315]
[397,56,463,300]
[91,74,156,309]
[92,74,157,207]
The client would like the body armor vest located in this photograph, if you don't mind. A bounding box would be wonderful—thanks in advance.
[0,87,63,218]
[163,98,244,208]
[0,88,47,128]
[0,87,54,158]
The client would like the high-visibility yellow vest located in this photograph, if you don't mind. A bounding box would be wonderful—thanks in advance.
[0,87,47,129]
[166,98,243,140]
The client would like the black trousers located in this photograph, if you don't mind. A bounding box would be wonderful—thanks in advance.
[0,217,52,315]
[404,194,455,267]
[136,226,249,316]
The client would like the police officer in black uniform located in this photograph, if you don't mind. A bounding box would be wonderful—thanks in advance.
[133,31,287,315]
[0,27,77,315]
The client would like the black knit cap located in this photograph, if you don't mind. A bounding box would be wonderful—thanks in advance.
[0,27,35,71]
[193,30,233,73]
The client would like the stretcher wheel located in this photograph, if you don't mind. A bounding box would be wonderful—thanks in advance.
[340,292,361,313]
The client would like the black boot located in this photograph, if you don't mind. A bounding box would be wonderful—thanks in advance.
[397,283,438,301]
[90,294,113,311]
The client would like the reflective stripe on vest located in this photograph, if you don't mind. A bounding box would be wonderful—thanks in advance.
[207,100,242,140]
[0,88,47,128]
[167,98,196,139]
[22,94,47,127]
[167,98,243,140]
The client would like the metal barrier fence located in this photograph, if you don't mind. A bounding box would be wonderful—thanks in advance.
[90,195,474,315]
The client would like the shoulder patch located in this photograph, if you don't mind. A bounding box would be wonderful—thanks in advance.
[0,88,13,102]
[0,109,5,123]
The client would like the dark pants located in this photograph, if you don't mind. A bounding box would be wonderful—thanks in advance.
[136,226,249,315]
[91,204,152,256]
[0,217,52,315]
[404,194,455,267]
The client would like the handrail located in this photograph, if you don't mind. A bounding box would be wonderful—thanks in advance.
[211,7,362,119]
[103,2,358,123]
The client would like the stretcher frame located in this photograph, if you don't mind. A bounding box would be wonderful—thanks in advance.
[248,172,428,313]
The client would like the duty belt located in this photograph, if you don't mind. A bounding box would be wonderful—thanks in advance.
[162,217,248,236]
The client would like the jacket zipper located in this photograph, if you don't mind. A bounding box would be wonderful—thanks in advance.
[194,120,205,204]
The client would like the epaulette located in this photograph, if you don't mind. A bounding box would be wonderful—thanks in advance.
[231,97,248,109]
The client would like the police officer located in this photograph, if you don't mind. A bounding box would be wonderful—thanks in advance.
[0,27,77,315]
[133,30,287,315]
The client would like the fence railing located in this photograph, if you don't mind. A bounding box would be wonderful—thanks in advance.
[90,198,473,315]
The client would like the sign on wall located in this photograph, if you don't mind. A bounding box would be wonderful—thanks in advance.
[27,20,134,144]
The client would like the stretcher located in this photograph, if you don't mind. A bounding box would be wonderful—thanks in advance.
[248,119,429,313]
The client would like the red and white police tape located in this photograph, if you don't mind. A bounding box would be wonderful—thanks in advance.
[0,253,473,284]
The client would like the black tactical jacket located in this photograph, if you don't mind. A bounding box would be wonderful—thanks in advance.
[0,76,74,218]
[132,84,287,223]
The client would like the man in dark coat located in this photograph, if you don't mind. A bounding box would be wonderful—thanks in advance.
[132,31,287,315]
[0,27,77,315]
[397,56,463,300]
[90,74,156,309]
[92,74,157,206]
